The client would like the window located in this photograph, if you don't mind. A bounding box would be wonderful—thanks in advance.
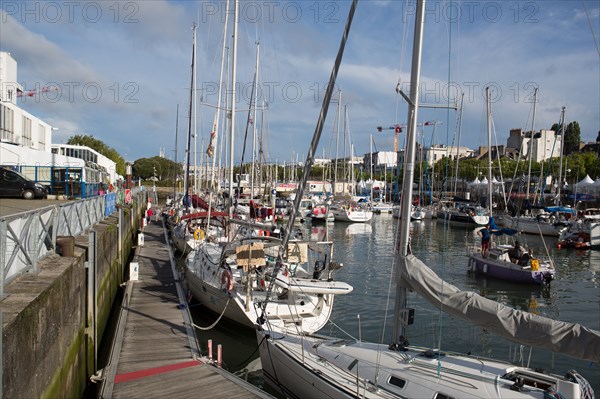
[389,376,406,389]
[22,116,32,146]
[38,124,46,147]
[0,104,15,142]
[434,393,456,399]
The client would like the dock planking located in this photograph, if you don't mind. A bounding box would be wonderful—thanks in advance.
[99,217,271,398]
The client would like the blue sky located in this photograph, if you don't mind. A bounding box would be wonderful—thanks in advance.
[1,1,599,164]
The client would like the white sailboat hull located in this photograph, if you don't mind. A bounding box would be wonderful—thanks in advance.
[332,209,373,223]
[509,216,564,237]
[185,241,348,334]
[257,328,587,399]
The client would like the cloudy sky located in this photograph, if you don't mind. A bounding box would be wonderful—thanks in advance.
[2,0,598,164]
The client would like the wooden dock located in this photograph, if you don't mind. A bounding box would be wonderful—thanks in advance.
[98,218,272,398]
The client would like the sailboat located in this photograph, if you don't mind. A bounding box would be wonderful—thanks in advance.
[256,2,598,398]
[184,0,352,334]
[467,88,555,285]
[170,23,203,255]
[185,218,353,334]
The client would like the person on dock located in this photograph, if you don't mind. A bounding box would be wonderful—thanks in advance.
[478,223,491,257]
[146,208,153,225]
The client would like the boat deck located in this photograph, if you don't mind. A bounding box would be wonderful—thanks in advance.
[98,219,271,398]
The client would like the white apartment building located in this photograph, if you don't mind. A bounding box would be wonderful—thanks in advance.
[507,128,562,162]
[0,51,117,196]
[424,145,475,166]
[1,52,53,152]
[364,150,397,173]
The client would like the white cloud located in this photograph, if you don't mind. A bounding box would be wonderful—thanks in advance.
[0,1,597,162]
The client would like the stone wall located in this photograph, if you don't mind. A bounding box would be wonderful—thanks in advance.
[1,196,145,398]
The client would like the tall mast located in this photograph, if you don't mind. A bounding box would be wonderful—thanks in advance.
[173,104,179,200]
[391,0,425,346]
[193,22,198,195]
[251,42,260,199]
[278,0,358,252]
[556,106,566,202]
[228,0,239,217]
[453,92,465,196]
[334,90,342,195]
[525,87,538,201]
[370,134,373,200]
[218,46,230,191]
[207,0,230,192]
[343,104,348,195]
[486,87,493,215]
[183,24,196,210]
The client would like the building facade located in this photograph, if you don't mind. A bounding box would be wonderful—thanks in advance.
[507,128,562,162]
[0,51,117,197]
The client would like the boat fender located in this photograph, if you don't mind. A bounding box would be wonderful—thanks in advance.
[530,259,539,271]
[193,228,205,240]
[221,269,234,291]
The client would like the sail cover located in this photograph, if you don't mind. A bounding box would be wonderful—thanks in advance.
[397,254,600,362]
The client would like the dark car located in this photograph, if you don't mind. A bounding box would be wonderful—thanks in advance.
[0,167,48,199]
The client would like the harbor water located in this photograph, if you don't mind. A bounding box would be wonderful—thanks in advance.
[187,215,600,395]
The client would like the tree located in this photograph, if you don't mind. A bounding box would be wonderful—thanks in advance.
[66,134,126,175]
[550,121,580,155]
[596,131,600,143]
[133,156,182,180]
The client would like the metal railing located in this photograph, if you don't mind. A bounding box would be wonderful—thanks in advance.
[0,187,145,296]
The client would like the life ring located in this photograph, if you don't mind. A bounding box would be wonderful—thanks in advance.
[221,269,234,291]
[193,228,205,240]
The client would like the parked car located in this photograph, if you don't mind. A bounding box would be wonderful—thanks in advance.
[0,167,48,199]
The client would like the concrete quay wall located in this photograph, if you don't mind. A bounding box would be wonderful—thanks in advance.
[1,196,146,398]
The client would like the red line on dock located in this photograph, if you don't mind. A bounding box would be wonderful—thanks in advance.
[114,360,202,384]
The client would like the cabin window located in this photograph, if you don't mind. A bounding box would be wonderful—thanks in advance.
[389,376,406,388]
[434,393,455,399]
[347,359,358,371]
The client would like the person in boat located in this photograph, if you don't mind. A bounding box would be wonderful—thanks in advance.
[478,223,491,257]
[509,240,526,263]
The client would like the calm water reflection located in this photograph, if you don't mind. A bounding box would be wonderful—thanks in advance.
[188,215,600,394]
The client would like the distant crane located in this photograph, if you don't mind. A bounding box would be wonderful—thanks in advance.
[376,124,406,152]
[17,85,58,98]
[376,121,438,152]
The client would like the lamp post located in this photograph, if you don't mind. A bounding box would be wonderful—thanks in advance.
[126,162,132,189]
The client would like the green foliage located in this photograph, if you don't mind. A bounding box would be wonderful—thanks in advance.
[133,156,182,180]
[564,122,581,154]
[66,134,126,175]
[551,121,581,155]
